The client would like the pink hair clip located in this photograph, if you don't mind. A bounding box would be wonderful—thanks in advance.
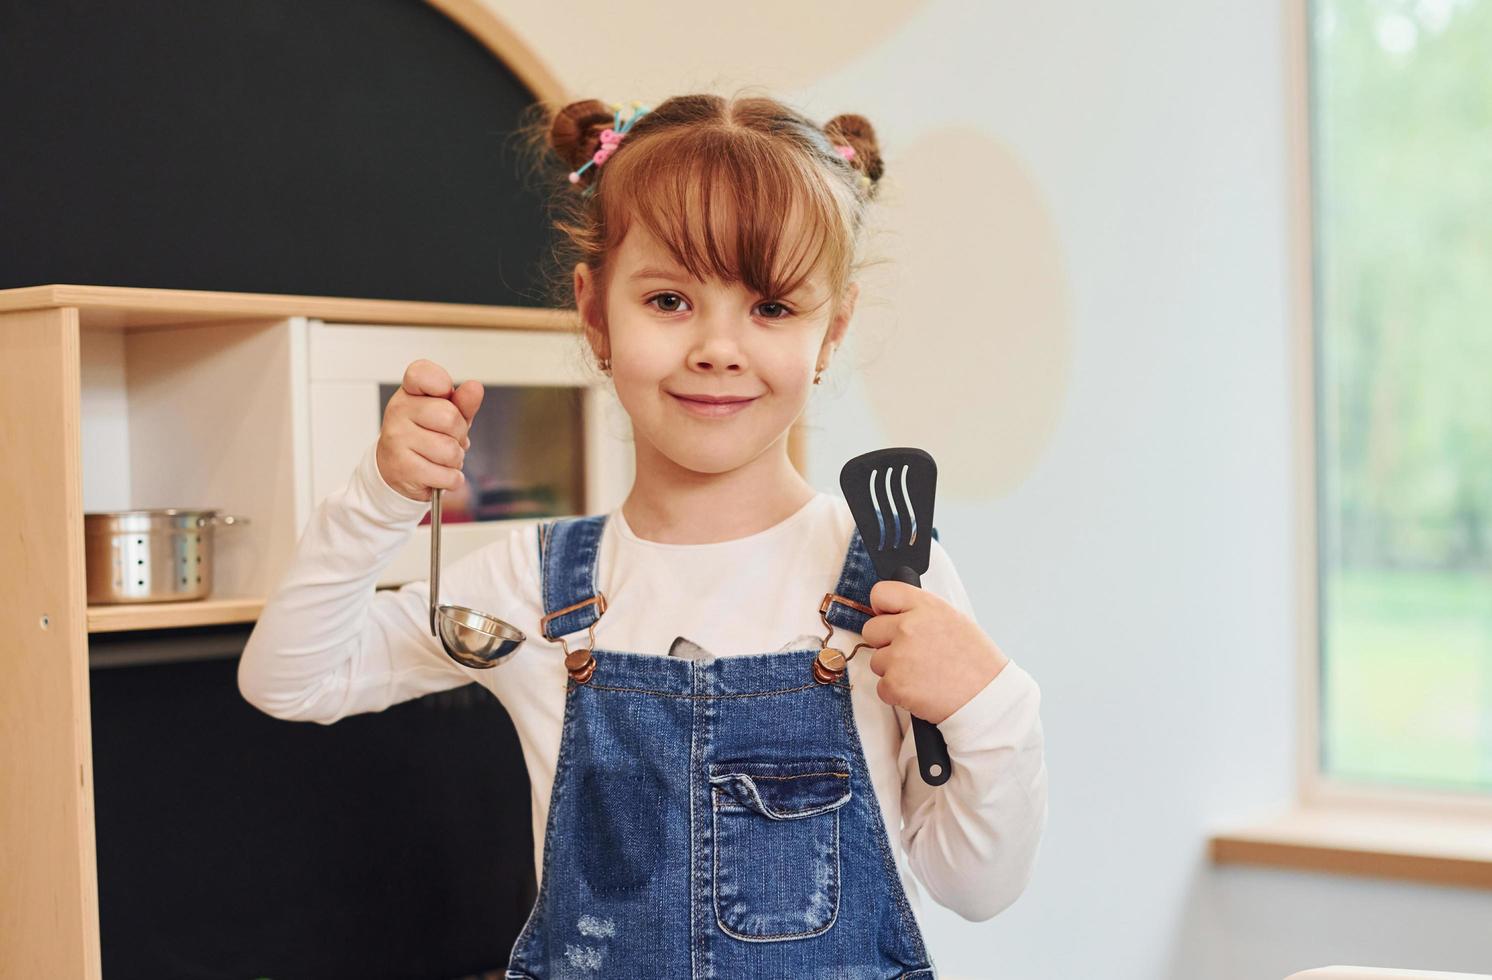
[568,102,650,185]
[592,127,626,166]
[834,144,856,161]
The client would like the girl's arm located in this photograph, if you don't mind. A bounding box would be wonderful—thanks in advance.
[237,439,504,723]
[894,543,1049,921]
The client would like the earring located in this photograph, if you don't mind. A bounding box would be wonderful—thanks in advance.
[813,345,836,385]
[598,356,611,374]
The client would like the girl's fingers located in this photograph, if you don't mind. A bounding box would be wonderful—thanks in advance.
[869,579,920,615]
[413,396,469,442]
[407,424,465,471]
[401,359,454,398]
[452,379,485,425]
[859,611,901,647]
[404,450,464,494]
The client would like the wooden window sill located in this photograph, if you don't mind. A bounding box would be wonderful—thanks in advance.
[1210,805,1492,890]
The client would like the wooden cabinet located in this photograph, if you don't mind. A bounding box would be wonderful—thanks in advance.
[0,283,810,976]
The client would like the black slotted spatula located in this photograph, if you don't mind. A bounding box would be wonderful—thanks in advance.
[840,447,953,786]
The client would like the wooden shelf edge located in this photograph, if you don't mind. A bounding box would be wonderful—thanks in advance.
[0,284,577,331]
[87,597,265,633]
[1210,806,1492,891]
[1210,835,1492,890]
[1287,969,1492,980]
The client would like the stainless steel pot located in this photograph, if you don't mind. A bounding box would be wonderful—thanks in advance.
[84,509,250,604]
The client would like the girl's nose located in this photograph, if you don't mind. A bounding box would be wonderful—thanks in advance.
[688,323,747,373]
[691,349,745,373]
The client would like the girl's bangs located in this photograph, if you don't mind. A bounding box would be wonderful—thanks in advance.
[605,131,848,306]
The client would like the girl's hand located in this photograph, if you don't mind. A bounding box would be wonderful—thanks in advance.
[860,581,1010,725]
[375,359,485,503]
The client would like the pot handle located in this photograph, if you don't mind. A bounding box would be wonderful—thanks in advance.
[196,514,252,528]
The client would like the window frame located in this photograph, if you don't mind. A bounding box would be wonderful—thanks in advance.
[1294,0,1492,821]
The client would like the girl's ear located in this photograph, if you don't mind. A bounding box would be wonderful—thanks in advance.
[573,261,592,322]
[827,281,859,347]
[574,261,609,358]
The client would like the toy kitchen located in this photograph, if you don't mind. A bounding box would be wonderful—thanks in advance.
[0,3,826,977]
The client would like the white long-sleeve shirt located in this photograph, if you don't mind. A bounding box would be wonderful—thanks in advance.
[238,439,1048,923]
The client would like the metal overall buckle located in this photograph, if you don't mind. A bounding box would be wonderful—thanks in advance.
[815,592,875,684]
[538,591,608,684]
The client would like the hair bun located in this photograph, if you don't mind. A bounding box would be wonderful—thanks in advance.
[549,99,615,183]
[824,113,885,188]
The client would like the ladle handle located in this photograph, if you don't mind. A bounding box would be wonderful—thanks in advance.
[429,487,442,637]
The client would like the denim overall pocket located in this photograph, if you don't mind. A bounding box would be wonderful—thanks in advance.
[708,758,852,942]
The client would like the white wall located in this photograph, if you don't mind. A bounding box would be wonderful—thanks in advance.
[491,1,1492,976]
[80,328,132,512]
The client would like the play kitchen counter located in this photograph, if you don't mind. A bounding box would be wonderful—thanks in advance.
[0,283,816,978]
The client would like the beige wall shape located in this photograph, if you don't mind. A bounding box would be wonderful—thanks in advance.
[479,0,928,97]
[852,125,1070,501]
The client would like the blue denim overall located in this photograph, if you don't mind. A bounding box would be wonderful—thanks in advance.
[505,513,936,979]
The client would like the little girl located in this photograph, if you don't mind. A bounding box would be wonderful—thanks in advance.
[239,92,1047,978]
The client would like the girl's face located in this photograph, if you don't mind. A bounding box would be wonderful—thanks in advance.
[575,223,856,477]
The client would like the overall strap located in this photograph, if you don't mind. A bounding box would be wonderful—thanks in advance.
[821,525,939,633]
[536,514,609,642]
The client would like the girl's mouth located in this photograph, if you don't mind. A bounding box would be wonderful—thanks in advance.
[669,393,757,418]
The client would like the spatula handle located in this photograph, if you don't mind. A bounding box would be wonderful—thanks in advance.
[890,565,953,786]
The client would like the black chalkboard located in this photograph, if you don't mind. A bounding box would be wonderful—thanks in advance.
[0,1,561,307]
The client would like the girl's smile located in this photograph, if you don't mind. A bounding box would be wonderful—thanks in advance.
[668,391,760,417]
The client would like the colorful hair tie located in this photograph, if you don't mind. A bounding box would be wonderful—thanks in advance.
[568,101,650,185]
[834,143,872,191]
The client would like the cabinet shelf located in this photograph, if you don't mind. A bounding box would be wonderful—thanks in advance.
[0,283,574,332]
[87,596,265,634]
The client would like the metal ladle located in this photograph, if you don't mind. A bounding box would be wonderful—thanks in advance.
[428,487,526,669]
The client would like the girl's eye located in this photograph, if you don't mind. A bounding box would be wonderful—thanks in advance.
[643,293,795,319]
[646,292,689,314]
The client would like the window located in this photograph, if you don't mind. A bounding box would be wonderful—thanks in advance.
[1313,0,1492,794]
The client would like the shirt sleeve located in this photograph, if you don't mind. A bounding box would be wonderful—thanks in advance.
[236,439,522,724]
[894,537,1049,921]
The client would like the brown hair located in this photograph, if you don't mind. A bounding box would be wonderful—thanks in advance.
[516,90,886,350]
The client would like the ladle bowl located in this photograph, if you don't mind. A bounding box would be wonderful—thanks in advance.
[429,486,526,669]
